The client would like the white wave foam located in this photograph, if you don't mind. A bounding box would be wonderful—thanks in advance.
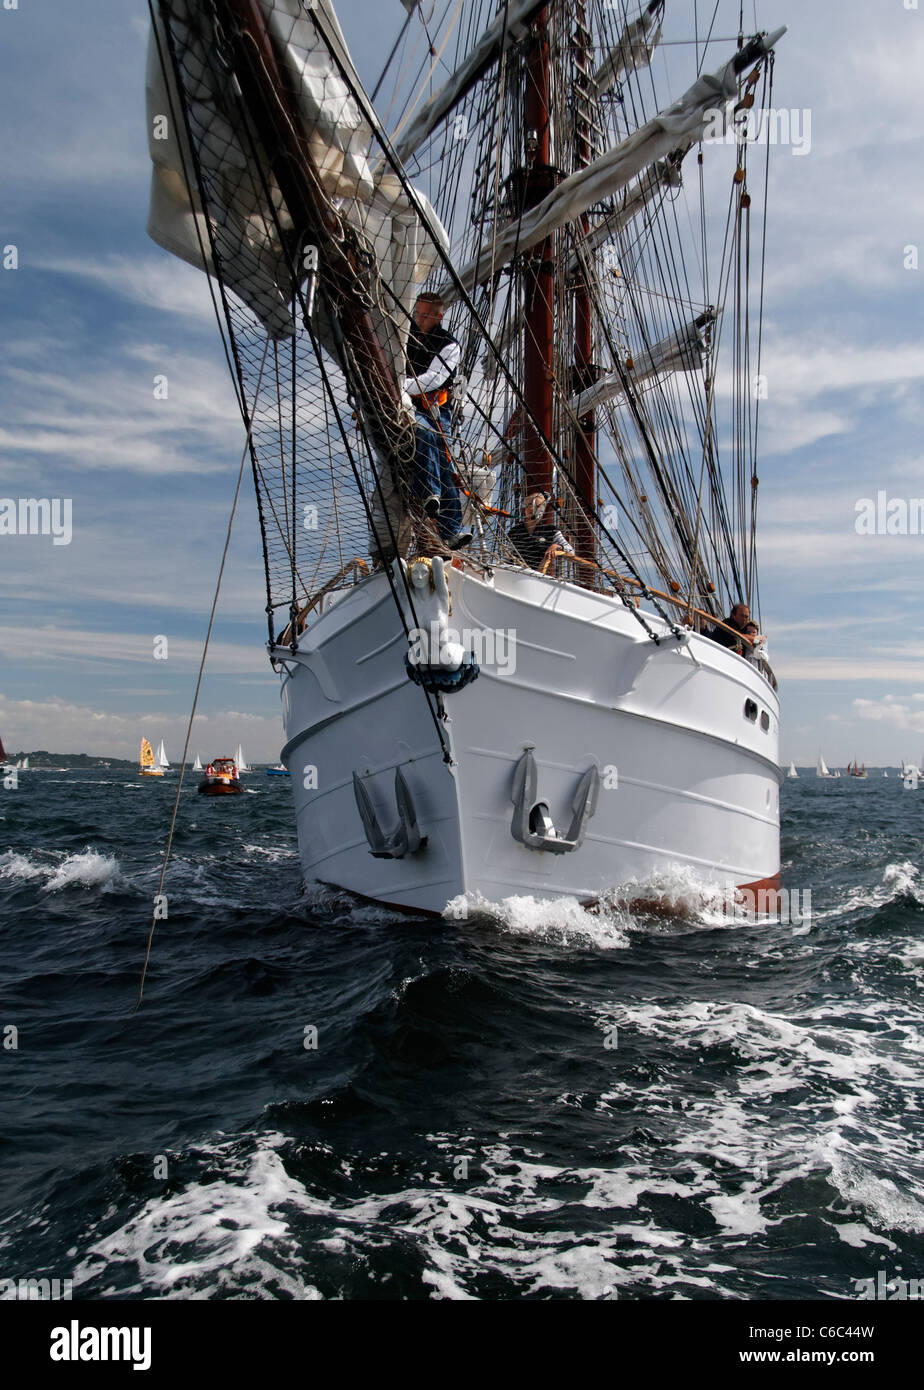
[0,851,47,882]
[241,844,298,864]
[0,848,122,893]
[73,1137,322,1300]
[831,1157,924,1236]
[444,890,631,950]
[810,860,924,925]
[44,850,123,893]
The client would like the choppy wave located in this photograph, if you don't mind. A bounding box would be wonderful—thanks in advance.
[0,847,123,893]
[2,768,923,1300]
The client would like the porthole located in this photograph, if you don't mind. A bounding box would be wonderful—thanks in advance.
[744,699,758,722]
[760,711,770,732]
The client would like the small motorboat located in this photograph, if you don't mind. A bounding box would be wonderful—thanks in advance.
[265,764,290,777]
[198,757,243,796]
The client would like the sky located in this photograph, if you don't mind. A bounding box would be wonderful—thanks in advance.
[1,0,924,766]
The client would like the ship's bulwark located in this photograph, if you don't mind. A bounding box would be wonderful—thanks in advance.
[280,566,780,915]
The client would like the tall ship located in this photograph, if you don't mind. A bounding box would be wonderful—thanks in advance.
[145,0,784,913]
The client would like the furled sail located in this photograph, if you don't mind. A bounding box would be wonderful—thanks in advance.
[147,0,448,371]
[567,157,684,277]
[147,0,379,339]
[593,0,664,97]
[438,30,785,305]
[569,312,715,417]
[392,0,547,163]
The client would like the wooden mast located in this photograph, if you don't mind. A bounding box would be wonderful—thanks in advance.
[521,6,555,496]
[571,0,598,566]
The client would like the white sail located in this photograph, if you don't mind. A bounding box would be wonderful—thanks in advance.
[569,314,713,417]
[787,762,798,778]
[593,0,664,96]
[157,740,170,769]
[438,30,786,306]
[193,755,203,771]
[393,0,547,162]
[816,754,830,778]
[146,0,376,338]
[236,744,249,773]
[566,158,684,276]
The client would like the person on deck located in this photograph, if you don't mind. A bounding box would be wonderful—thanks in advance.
[507,492,575,571]
[709,602,751,652]
[742,619,767,663]
[402,292,471,551]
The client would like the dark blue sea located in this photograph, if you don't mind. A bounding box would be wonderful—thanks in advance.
[1,767,922,1301]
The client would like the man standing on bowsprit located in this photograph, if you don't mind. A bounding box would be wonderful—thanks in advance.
[402,292,472,552]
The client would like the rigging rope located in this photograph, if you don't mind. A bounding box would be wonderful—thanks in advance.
[134,336,272,1012]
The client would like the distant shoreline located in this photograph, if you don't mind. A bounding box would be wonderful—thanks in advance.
[5,752,275,769]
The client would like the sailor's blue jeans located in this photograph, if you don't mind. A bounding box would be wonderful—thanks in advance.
[410,407,462,540]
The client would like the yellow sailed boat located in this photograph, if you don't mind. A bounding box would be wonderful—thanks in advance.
[139,737,164,777]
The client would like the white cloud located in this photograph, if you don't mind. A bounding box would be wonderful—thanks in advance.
[854,696,924,733]
[778,661,924,682]
[0,693,285,763]
[0,348,243,476]
[36,255,219,327]
[0,624,271,676]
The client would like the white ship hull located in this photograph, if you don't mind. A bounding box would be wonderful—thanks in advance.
[274,564,780,915]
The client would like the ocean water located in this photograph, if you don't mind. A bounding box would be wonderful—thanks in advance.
[0,768,922,1301]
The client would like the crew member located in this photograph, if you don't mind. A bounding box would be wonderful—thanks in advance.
[507,492,575,570]
[710,602,751,652]
[402,292,471,551]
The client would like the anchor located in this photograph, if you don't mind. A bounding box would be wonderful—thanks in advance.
[510,750,599,854]
[352,767,427,859]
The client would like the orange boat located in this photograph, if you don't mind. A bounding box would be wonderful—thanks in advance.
[198,757,243,796]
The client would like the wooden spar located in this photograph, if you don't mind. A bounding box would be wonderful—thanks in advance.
[216,0,403,437]
[571,0,597,567]
[521,6,554,496]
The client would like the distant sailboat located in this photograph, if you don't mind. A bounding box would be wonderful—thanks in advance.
[156,740,170,771]
[235,744,249,774]
[847,759,868,779]
[139,737,164,778]
[883,770,888,778]
[192,754,203,771]
[787,761,798,779]
[0,736,12,772]
[816,754,831,778]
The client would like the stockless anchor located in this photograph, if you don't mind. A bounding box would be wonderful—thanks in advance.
[510,749,600,854]
[352,767,427,859]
